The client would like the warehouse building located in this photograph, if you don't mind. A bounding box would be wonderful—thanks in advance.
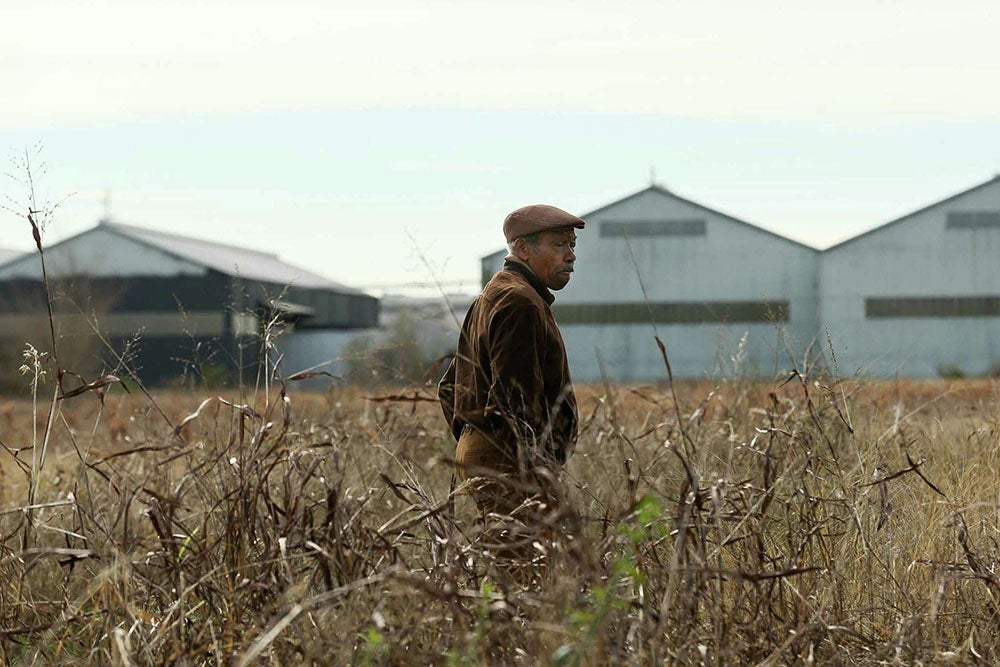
[820,175,1000,378]
[0,220,378,386]
[484,185,819,381]
[482,176,1000,380]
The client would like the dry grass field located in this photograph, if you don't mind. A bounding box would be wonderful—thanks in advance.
[1,370,999,665]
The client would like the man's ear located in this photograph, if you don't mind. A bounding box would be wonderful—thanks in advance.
[511,238,530,261]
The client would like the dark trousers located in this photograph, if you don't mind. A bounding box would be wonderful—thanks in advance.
[455,427,561,563]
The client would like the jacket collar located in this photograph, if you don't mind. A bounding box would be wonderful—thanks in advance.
[503,257,555,305]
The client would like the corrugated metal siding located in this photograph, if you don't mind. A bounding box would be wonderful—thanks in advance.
[480,179,1000,380]
[820,179,1000,377]
[558,188,818,380]
[275,329,379,388]
[561,322,789,381]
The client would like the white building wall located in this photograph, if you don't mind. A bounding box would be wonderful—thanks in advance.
[557,188,819,381]
[275,329,379,388]
[481,250,506,285]
[380,295,473,352]
[560,322,795,381]
[820,178,1000,377]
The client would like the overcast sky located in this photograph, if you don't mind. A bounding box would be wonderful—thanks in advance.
[3,0,1000,294]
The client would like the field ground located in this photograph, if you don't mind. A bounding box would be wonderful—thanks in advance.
[1,376,1000,664]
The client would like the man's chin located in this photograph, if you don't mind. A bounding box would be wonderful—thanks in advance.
[550,274,572,290]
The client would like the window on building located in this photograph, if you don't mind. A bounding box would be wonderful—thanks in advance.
[866,296,1000,319]
[553,300,787,324]
[600,219,706,238]
[946,211,1000,229]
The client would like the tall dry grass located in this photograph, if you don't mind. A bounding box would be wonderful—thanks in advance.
[1,372,999,664]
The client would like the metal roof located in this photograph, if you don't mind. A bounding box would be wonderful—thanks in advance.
[102,221,363,293]
[0,248,25,265]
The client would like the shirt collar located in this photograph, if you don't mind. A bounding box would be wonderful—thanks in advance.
[503,257,555,305]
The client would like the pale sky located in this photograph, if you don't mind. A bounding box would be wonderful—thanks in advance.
[3,0,1000,294]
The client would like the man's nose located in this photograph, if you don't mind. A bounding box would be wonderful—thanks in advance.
[565,248,576,262]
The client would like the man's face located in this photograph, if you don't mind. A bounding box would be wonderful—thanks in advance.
[517,229,578,291]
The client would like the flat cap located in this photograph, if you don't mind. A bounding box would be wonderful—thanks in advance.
[503,204,585,243]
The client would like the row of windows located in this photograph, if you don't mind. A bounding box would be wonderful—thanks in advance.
[600,211,1000,237]
[946,211,1000,229]
[601,211,1000,237]
[553,300,788,325]
[866,296,1000,319]
[599,219,706,238]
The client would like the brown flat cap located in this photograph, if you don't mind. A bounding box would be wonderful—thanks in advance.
[503,204,586,243]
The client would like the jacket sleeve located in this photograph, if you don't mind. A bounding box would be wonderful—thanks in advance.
[438,297,479,443]
[486,300,548,445]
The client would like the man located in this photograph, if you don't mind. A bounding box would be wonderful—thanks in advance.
[438,204,584,547]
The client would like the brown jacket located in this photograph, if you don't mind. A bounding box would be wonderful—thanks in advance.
[438,258,578,463]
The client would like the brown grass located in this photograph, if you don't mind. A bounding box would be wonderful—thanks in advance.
[0,375,998,664]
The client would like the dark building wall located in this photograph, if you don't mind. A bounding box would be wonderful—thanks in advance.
[0,272,376,387]
[0,274,239,387]
[232,278,379,329]
[0,327,244,389]
[0,274,231,314]
[282,285,379,329]
[107,334,244,386]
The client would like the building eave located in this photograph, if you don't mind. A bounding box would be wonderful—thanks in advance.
[822,175,1000,253]
[584,185,819,253]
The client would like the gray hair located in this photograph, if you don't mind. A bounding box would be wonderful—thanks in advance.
[507,232,542,255]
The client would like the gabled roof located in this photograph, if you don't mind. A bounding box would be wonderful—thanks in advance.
[582,184,818,253]
[478,184,819,262]
[823,175,1000,252]
[101,221,362,293]
[0,248,24,265]
[476,175,1000,263]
